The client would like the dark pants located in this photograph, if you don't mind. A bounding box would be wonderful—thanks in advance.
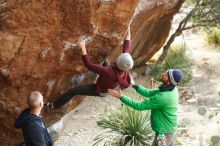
[151,133,175,146]
[53,59,110,109]
[53,84,100,108]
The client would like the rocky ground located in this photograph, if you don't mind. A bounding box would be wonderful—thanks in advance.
[54,95,117,146]
[54,31,220,146]
[174,31,220,146]
[53,76,147,146]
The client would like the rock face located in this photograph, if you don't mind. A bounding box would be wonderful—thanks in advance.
[0,0,183,145]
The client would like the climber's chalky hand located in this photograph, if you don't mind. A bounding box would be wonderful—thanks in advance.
[78,40,87,55]
[129,74,135,86]
[78,40,86,49]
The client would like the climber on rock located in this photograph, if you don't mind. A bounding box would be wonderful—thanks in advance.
[44,26,134,109]
[14,91,54,146]
[107,69,183,146]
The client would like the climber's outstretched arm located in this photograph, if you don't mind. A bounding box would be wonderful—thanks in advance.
[79,40,88,55]
[126,25,131,40]
[78,40,110,75]
[123,25,131,53]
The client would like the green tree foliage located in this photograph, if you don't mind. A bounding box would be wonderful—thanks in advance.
[158,0,220,63]
[150,46,192,85]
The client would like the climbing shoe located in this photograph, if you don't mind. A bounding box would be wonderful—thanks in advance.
[44,102,54,109]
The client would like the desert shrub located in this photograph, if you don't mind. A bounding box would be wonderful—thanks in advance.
[149,46,192,85]
[206,29,220,46]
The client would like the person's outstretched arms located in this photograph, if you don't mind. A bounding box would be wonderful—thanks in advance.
[79,40,110,75]
[128,74,159,98]
[123,25,131,53]
[133,85,160,98]
[108,89,164,111]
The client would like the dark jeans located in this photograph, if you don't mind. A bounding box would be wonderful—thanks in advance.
[53,84,100,108]
[151,133,175,146]
[53,59,110,109]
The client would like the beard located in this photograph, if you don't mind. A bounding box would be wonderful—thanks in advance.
[161,77,169,84]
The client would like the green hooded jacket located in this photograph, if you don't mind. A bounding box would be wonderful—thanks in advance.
[120,85,179,133]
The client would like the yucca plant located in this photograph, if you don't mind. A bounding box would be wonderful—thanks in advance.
[93,105,153,146]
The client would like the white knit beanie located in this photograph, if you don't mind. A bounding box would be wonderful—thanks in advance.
[116,53,134,71]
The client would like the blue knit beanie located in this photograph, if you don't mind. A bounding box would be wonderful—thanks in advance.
[168,69,183,85]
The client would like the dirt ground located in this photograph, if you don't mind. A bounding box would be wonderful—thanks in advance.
[54,31,220,146]
[173,31,220,146]
[54,76,148,146]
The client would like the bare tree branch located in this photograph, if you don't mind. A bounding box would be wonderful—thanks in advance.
[157,0,220,64]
